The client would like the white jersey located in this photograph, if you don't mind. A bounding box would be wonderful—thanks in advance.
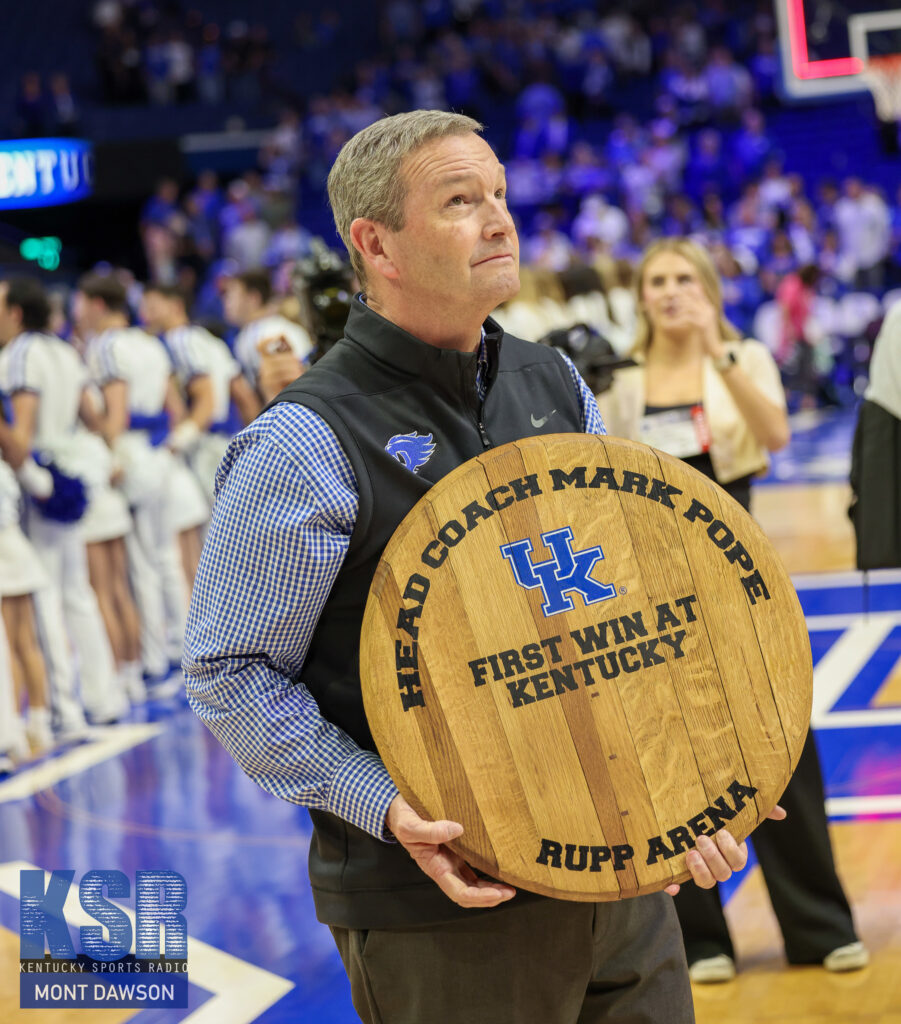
[165,324,241,426]
[86,327,172,416]
[0,332,87,454]
[85,327,174,506]
[233,314,314,390]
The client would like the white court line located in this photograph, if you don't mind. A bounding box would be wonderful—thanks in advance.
[806,613,901,727]
[806,612,901,632]
[0,724,164,804]
[792,568,901,589]
[816,708,901,729]
[0,862,294,1024]
[810,618,897,726]
[827,795,901,817]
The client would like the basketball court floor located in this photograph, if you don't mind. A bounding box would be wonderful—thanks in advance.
[1,406,899,1023]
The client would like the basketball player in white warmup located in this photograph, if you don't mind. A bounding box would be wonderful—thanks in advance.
[74,273,188,687]
[223,269,316,401]
[140,283,261,507]
[0,276,126,728]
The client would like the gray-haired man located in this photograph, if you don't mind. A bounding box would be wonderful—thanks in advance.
[186,111,757,1023]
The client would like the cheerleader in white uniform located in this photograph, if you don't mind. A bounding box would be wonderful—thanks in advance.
[141,283,260,506]
[0,456,54,753]
[0,618,26,772]
[0,277,125,727]
[0,421,38,765]
[0,613,30,772]
[223,269,315,401]
[73,402,144,704]
[75,273,189,684]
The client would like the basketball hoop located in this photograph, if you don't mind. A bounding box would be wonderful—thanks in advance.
[862,54,901,122]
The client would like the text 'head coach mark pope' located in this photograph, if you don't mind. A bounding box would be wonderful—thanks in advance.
[184,110,761,1024]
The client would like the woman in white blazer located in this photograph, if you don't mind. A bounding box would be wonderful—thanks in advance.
[599,237,789,511]
[599,237,866,982]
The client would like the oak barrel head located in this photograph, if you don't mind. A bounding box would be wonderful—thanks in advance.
[360,434,812,900]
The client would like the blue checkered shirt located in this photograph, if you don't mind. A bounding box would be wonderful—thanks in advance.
[184,347,606,840]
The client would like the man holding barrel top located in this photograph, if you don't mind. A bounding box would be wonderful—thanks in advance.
[185,111,780,1023]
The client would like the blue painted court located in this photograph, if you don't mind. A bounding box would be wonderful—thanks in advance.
[2,405,899,1023]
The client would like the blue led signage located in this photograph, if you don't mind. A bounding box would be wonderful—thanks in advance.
[0,139,93,210]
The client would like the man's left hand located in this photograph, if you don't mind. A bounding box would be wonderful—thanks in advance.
[664,804,787,896]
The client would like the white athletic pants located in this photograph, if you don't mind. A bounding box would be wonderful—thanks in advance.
[126,474,186,677]
[26,512,127,723]
[161,534,188,665]
[30,583,90,735]
[190,433,229,507]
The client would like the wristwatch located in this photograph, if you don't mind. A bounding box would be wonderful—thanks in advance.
[712,349,738,373]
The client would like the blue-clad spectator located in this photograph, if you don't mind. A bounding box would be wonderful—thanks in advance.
[759,157,793,216]
[145,31,171,105]
[787,200,819,267]
[581,50,614,115]
[48,73,80,136]
[563,143,615,197]
[686,130,730,203]
[705,46,753,121]
[190,170,224,228]
[890,184,901,277]
[732,108,773,178]
[766,231,799,277]
[750,35,780,106]
[383,0,422,45]
[727,196,772,261]
[14,72,46,137]
[141,178,180,229]
[815,179,841,235]
[512,116,546,160]
[197,23,224,104]
[662,53,710,125]
[698,192,729,245]
[818,230,856,293]
[712,243,765,335]
[444,49,479,110]
[515,73,566,123]
[646,118,686,193]
[605,114,645,168]
[662,195,701,237]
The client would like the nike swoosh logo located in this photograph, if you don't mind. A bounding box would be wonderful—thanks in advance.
[531,409,556,428]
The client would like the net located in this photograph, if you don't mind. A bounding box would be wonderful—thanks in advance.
[862,54,901,121]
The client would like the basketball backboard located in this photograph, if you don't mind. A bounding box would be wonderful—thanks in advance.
[775,0,901,99]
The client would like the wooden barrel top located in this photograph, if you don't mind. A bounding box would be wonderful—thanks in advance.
[360,434,812,900]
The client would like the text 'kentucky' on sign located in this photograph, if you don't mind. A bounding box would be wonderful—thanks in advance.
[360,433,812,902]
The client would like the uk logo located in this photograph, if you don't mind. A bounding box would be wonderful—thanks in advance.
[500,526,618,617]
[385,431,436,474]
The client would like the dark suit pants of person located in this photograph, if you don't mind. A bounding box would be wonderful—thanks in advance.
[330,889,694,1024]
[674,729,858,965]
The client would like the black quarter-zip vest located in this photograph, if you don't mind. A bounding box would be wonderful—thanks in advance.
[272,298,583,928]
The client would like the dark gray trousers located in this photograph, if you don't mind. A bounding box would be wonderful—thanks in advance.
[330,891,694,1024]
[674,729,858,965]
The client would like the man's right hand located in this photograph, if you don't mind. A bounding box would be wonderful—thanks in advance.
[386,794,516,909]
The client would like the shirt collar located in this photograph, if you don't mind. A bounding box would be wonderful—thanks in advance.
[346,295,502,394]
